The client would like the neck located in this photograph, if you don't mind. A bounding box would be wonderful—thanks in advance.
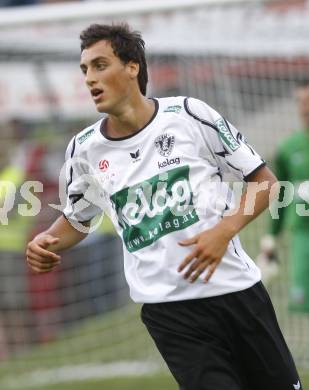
[105,95,155,139]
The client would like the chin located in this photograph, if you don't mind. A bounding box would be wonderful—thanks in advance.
[96,102,109,113]
[96,106,106,113]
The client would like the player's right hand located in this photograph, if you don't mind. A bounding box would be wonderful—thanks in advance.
[26,234,61,274]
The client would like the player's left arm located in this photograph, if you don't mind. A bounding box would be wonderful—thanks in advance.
[178,165,279,283]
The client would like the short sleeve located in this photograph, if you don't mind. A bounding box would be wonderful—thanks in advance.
[63,137,104,223]
[185,97,266,181]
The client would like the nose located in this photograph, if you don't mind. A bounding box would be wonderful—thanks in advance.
[85,68,97,87]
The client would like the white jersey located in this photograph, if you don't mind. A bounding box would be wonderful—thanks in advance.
[63,97,264,303]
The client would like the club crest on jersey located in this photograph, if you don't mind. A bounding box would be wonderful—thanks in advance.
[155,134,175,157]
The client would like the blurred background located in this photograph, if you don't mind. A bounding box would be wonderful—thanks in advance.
[0,0,308,389]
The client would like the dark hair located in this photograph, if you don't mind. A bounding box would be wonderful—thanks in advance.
[80,23,148,96]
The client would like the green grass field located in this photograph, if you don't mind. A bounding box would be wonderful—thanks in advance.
[0,213,308,390]
[8,372,309,390]
[25,374,177,390]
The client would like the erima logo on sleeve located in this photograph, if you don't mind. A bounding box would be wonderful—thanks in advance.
[215,118,240,152]
[77,129,95,144]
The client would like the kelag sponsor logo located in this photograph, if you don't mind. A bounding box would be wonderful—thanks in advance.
[158,157,180,169]
[110,165,199,252]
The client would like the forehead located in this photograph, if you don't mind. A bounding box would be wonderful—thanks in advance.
[80,40,116,65]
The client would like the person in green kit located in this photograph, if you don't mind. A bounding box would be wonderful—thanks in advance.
[259,79,309,313]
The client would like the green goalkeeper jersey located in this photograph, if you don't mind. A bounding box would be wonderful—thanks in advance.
[271,130,309,236]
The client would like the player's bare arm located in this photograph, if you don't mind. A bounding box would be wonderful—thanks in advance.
[26,215,88,274]
[178,165,279,283]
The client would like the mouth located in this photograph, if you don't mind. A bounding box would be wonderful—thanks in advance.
[91,88,104,102]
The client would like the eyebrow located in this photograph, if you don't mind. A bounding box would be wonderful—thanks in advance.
[80,56,109,70]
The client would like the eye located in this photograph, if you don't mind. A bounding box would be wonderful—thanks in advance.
[96,63,107,71]
[80,66,87,75]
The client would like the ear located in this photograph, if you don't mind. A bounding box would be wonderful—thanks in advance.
[126,62,139,79]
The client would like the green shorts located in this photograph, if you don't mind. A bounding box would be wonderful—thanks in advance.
[289,230,309,313]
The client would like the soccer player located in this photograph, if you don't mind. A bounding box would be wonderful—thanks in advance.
[26,24,302,390]
[259,80,309,313]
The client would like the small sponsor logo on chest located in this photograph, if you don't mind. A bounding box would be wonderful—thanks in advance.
[130,149,141,163]
[99,159,109,172]
[158,157,180,169]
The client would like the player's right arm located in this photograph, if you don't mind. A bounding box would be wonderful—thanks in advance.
[27,131,102,274]
[26,215,88,274]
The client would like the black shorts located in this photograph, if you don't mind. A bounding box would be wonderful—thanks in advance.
[141,282,302,390]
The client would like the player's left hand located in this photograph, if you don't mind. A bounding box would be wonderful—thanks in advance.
[178,226,231,283]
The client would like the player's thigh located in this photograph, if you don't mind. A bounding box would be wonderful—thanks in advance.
[141,303,245,390]
[239,283,302,390]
